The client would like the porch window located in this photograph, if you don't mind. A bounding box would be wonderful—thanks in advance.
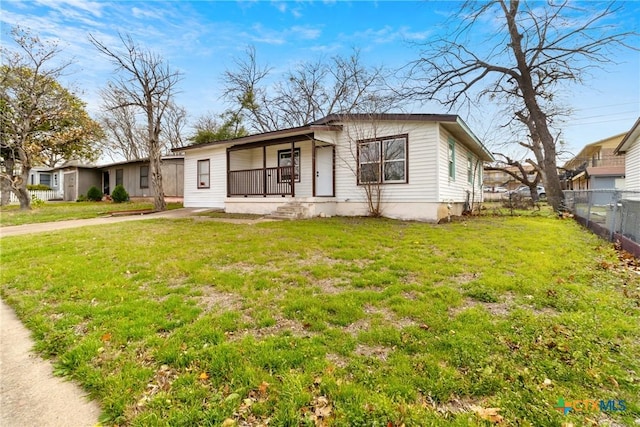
[116,169,123,186]
[140,165,149,188]
[197,159,210,188]
[278,148,300,183]
[358,135,407,184]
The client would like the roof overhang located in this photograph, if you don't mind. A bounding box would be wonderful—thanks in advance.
[614,117,640,154]
[311,113,494,162]
[572,171,587,181]
[173,125,342,153]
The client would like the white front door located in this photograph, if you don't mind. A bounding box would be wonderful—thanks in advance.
[315,146,334,197]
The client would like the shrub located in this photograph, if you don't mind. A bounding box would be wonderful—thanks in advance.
[76,194,87,202]
[27,184,52,191]
[87,186,103,201]
[111,185,129,203]
[31,194,45,207]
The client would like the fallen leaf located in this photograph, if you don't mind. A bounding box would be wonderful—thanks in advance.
[258,381,269,396]
[101,332,112,342]
[472,406,503,424]
[221,419,236,427]
[199,372,209,380]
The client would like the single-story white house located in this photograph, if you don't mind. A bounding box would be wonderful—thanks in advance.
[174,114,494,222]
[615,117,640,193]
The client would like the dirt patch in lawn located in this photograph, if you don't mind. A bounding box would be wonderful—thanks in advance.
[419,394,483,416]
[325,353,349,369]
[229,314,315,342]
[344,305,417,337]
[449,293,514,317]
[196,287,243,312]
[310,278,349,294]
[354,344,392,361]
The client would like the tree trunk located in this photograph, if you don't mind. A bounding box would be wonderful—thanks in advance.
[148,126,166,212]
[503,0,564,211]
[0,157,14,207]
[150,151,166,211]
[16,166,31,210]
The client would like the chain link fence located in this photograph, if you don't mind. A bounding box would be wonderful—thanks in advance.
[563,190,640,256]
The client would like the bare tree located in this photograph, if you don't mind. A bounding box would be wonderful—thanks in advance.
[486,154,542,201]
[161,102,187,151]
[335,113,410,217]
[404,0,637,211]
[99,105,147,161]
[222,46,397,133]
[90,33,182,211]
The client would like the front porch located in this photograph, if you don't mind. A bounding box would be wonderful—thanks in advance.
[226,136,335,199]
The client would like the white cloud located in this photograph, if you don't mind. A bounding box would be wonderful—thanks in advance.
[34,0,105,18]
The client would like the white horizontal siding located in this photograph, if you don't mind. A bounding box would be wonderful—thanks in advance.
[438,128,483,202]
[333,121,440,204]
[626,134,640,192]
[183,145,227,208]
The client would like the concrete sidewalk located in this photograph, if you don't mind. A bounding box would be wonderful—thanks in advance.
[0,208,203,238]
[0,300,102,426]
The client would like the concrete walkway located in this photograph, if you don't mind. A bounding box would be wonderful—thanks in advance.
[0,301,102,426]
[0,208,205,238]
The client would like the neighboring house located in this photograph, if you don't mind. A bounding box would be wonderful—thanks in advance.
[55,160,102,202]
[175,114,494,222]
[483,164,537,191]
[102,155,184,198]
[614,117,640,193]
[28,166,57,189]
[563,133,626,191]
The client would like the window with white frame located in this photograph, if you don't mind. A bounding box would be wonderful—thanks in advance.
[448,139,456,180]
[39,173,51,187]
[278,148,300,182]
[197,159,210,188]
[467,154,473,184]
[358,135,408,184]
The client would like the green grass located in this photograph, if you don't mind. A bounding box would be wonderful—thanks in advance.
[1,216,638,426]
[0,201,183,226]
[197,211,265,220]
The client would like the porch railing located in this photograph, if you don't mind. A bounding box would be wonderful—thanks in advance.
[228,166,295,197]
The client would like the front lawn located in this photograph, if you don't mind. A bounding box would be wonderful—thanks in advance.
[0,201,183,226]
[0,217,638,426]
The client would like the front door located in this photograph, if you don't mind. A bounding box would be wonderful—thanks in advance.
[64,172,76,201]
[315,146,334,197]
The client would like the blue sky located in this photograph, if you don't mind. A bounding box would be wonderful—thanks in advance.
[1,0,639,161]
